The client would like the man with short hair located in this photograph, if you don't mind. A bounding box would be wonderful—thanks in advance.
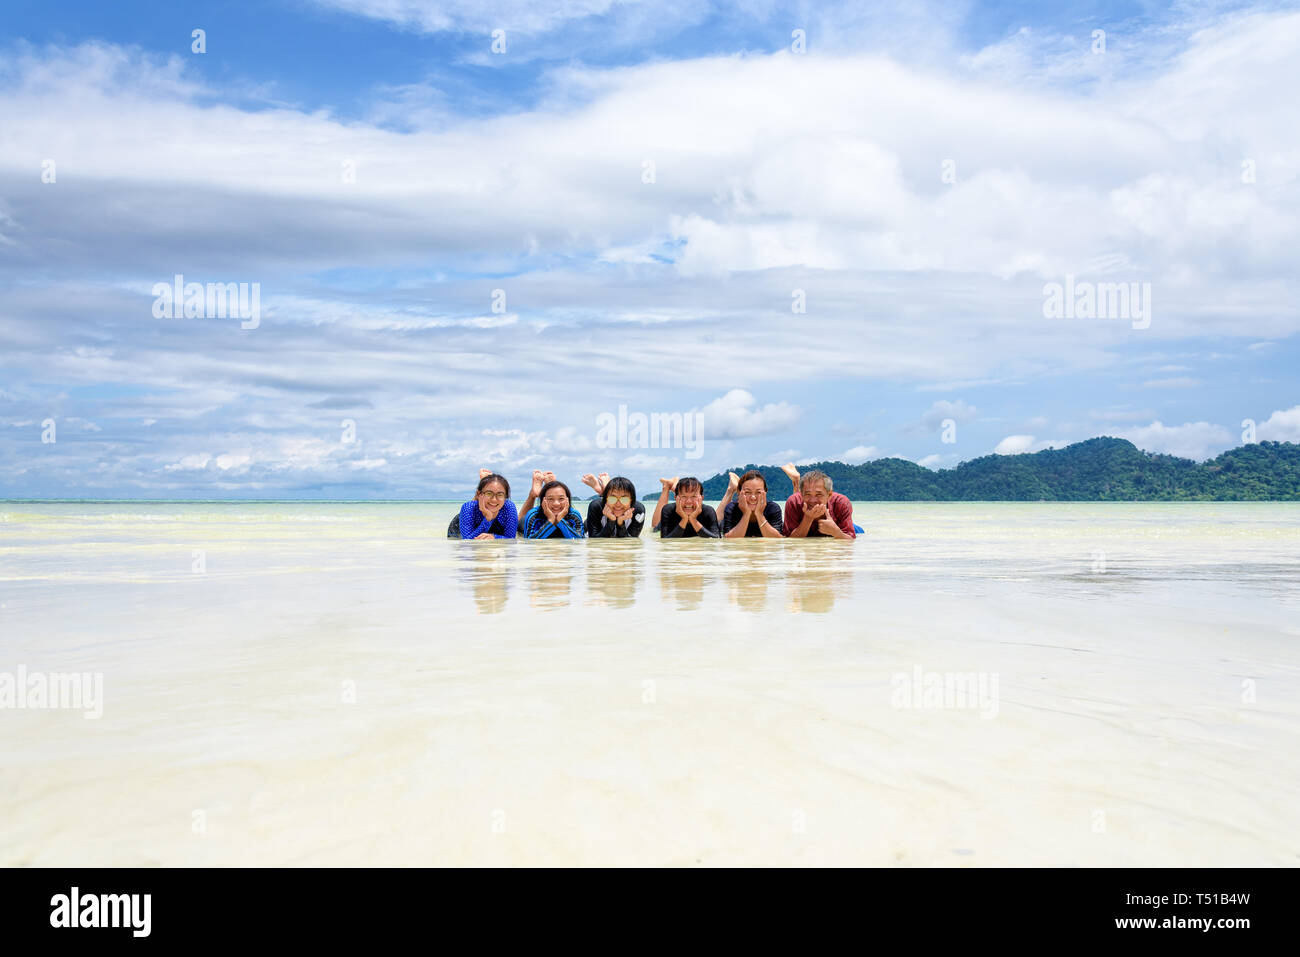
[657,477,721,538]
[784,469,856,539]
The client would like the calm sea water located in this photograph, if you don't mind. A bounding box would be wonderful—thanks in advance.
[2,501,1298,865]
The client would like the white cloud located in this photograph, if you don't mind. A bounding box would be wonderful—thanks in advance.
[310,0,641,38]
[215,453,252,471]
[166,453,211,471]
[839,445,880,464]
[993,434,1065,455]
[3,8,1299,496]
[1257,405,1300,443]
[698,389,801,440]
[1114,420,1235,461]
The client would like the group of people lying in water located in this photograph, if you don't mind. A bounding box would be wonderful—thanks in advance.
[448,465,862,540]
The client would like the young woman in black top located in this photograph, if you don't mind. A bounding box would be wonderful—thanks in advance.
[722,469,784,537]
[583,475,646,537]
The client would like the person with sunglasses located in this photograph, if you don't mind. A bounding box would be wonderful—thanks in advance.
[582,475,646,537]
[447,472,517,539]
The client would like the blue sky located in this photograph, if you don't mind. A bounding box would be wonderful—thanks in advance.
[1,0,1298,498]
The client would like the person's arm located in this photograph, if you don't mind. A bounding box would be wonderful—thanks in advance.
[553,510,583,539]
[622,503,646,538]
[652,478,675,532]
[722,501,751,538]
[785,496,814,538]
[829,496,855,539]
[757,501,783,538]
[694,505,721,538]
[586,499,610,537]
[460,501,492,539]
[495,502,519,539]
[660,504,682,538]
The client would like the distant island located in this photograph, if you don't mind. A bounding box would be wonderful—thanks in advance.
[698,438,1300,501]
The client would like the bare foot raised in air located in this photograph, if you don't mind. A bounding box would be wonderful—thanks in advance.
[782,462,801,494]
[479,468,492,480]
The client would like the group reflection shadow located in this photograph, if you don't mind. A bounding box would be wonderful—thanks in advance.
[725,547,772,612]
[585,541,643,608]
[526,546,578,611]
[781,541,855,613]
[456,538,858,614]
[456,544,512,615]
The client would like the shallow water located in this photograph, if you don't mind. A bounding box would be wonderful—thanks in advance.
[1,501,1297,866]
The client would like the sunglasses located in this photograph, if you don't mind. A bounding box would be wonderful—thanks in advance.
[608,495,632,506]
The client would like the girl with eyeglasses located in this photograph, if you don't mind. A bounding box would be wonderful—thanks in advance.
[447,472,518,539]
[582,475,645,538]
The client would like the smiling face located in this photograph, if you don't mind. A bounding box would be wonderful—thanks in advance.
[801,479,830,508]
[675,487,702,511]
[606,491,632,517]
[542,487,570,518]
[477,480,507,514]
[740,477,766,509]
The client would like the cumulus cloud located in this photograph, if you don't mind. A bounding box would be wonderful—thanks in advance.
[2,7,1298,496]
[839,445,880,464]
[1113,421,1235,461]
[698,390,802,440]
[993,435,1065,455]
[1256,405,1300,443]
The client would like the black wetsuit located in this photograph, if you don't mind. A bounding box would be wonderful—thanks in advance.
[585,499,646,537]
[722,501,784,537]
[658,503,721,538]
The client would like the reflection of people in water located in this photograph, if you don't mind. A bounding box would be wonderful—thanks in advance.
[784,544,854,613]
[725,548,771,612]
[458,545,511,614]
[529,556,575,610]
[657,552,711,610]
[585,542,642,608]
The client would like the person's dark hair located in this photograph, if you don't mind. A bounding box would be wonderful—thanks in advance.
[675,477,702,495]
[477,473,510,498]
[737,469,767,491]
[601,476,637,506]
[539,479,572,511]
